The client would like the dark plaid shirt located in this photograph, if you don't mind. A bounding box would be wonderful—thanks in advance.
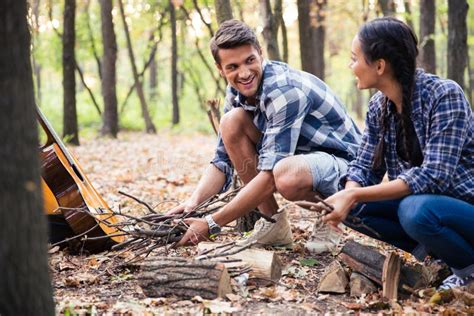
[344,69,474,204]
[212,60,361,191]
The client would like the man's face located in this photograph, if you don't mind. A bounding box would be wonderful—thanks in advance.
[216,44,263,102]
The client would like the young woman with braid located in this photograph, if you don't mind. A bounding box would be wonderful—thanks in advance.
[319,17,474,289]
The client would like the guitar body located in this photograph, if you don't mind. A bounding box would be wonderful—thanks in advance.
[37,107,125,252]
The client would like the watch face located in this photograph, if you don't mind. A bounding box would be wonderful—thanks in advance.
[209,225,221,235]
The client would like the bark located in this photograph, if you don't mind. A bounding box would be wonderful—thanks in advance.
[32,0,42,103]
[447,0,468,90]
[118,0,156,133]
[149,34,158,101]
[0,1,54,314]
[170,0,180,125]
[63,0,79,145]
[404,0,414,30]
[259,0,281,61]
[215,0,233,24]
[274,0,288,63]
[297,0,327,79]
[419,0,436,74]
[339,240,432,292]
[137,257,232,299]
[99,0,119,137]
[378,0,396,16]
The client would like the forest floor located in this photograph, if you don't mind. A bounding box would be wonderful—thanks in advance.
[51,131,473,315]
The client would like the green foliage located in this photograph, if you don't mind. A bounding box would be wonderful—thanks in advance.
[31,0,474,140]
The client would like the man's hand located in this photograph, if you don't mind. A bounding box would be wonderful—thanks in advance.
[176,218,210,247]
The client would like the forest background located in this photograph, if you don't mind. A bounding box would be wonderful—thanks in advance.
[30,0,474,143]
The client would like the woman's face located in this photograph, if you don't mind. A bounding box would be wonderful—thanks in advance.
[349,35,379,90]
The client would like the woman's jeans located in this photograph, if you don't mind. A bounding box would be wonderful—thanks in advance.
[344,194,474,277]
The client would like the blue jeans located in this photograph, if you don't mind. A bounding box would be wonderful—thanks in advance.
[344,194,474,277]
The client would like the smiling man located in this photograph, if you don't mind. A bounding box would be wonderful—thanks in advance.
[171,20,361,250]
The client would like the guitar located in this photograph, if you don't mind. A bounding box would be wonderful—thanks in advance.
[37,106,125,252]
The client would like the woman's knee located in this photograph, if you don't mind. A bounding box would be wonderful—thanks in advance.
[398,195,436,236]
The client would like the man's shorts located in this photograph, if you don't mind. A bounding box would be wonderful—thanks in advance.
[301,151,349,197]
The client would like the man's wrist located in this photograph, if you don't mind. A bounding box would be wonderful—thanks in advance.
[205,214,222,235]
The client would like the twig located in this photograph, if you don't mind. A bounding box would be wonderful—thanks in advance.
[119,190,157,214]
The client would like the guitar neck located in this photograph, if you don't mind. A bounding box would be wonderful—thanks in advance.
[35,105,77,169]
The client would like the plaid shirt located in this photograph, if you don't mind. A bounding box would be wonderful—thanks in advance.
[344,69,474,204]
[211,60,362,191]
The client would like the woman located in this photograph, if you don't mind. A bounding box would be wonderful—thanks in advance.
[321,17,474,289]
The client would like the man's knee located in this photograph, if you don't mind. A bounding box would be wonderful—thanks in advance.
[274,158,309,201]
[220,108,252,141]
[398,195,436,237]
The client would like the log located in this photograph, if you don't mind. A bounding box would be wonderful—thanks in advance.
[382,252,401,300]
[339,240,431,293]
[137,256,232,299]
[197,242,283,281]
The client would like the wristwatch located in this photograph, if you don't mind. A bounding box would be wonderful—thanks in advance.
[205,214,222,235]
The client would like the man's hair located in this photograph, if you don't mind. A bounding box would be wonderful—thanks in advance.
[210,19,261,64]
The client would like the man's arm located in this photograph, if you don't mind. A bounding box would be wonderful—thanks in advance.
[167,164,226,214]
[176,170,276,246]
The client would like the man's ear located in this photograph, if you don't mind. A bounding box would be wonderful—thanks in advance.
[376,59,386,75]
[215,62,224,77]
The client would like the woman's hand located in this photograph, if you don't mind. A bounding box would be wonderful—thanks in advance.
[322,189,358,229]
[166,200,198,216]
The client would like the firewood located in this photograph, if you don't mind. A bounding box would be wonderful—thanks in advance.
[339,240,431,294]
[197,242,283,281]
[318,260,348,293]
[137,256,232,300]
[382,252,401,300]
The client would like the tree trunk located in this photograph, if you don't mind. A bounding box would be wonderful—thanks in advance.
[63,0,79,145]
[170,0,180,125]
[274,0,288,63]
[118,0,156,133]
[259,0,281,61]
[215,0,233,25]
[419,0,436,74]
[297,0,326,79]
[312,0,326,80]
[404,0,414,30]
[0,1,54,314]
[99,0,119,137]
[378,0,396,16]
[32,0,42,103]
[447,0,468,90]
[149,34,158,101]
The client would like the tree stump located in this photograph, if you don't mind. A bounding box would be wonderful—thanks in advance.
[137,257,232,299]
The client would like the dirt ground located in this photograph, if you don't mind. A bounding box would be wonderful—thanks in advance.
[50,131,473,315]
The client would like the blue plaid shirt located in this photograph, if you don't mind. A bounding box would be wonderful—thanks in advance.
[211,60,362,191]
[343,69,474,204]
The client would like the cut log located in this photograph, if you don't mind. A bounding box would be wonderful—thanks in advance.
[339,240,431,294]
[382,252,401,300]
[350,272,377,297]
[197,242,283,281]
[137,256,232,300]
[318,260,348,293]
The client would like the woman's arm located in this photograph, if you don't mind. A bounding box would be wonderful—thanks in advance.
[322,179,411,228]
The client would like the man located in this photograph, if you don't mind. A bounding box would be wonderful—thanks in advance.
[172,20,361,250]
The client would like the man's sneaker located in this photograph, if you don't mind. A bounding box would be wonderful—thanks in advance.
[305,220,341,254]
[236,210,293,249]
[438,273,474,290]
